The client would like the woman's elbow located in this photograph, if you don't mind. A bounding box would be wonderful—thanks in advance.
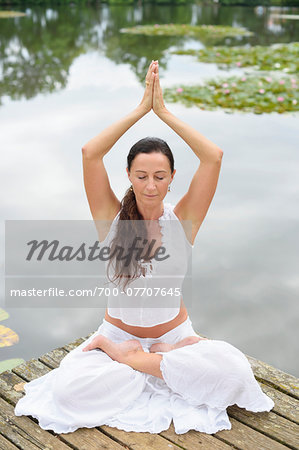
[81,145,93,159]
[213,147,223,163]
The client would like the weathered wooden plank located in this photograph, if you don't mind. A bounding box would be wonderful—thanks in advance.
[216,417,289,450]
[0,411,41,450]
[0,370,26,404]
[12,359,50,381]
[63,337,85,352]
[38,348,69,369]
[160,419,289,450]
[227,404,299,448]
[247,355,299,400]
[259,381,299,424]
[100,424,187,450]
[160,422,233,449]
[0,397,70,450]
[59,427,125,450]
[0,432,20,450]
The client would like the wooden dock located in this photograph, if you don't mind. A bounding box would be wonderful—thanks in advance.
[0,331,298,449]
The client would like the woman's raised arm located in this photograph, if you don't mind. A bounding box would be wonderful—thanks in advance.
[152,64,223,242]
[82,61,158,221]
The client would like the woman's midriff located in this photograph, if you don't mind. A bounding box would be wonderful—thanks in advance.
[104,297,188,338]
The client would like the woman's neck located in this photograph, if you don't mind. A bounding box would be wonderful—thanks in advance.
[137,202,164,220]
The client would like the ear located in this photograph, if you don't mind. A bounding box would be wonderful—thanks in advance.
[170,169,176,182]
[126,167,131,181]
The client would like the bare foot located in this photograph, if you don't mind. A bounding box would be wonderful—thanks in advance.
[82,334,144,364]
[149,335,207,353]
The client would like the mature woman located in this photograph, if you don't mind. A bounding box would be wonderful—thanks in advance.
[14,60,274,434]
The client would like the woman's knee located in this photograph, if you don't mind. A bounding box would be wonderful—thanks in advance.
[52,358,146,409]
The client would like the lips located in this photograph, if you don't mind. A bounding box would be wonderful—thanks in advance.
[144,194,157,197]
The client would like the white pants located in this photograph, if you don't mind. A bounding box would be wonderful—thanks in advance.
[14,316,274,434]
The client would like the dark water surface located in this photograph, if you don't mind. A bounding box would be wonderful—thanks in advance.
[0,3,298,376]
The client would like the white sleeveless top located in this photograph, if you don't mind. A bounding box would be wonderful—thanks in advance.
[100,203,193,327]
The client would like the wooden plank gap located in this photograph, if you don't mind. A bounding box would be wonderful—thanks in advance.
[0,431,21,449]
[254,377,299,401]
[95,426,139,449]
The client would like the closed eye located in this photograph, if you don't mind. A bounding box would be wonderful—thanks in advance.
[137,176,164,180]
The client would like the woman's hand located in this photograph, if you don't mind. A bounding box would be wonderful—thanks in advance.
[153,63,167,116]
[82,335,105,352]
[138,60,158,114]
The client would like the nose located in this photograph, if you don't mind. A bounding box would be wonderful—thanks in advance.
[145,179,157,192]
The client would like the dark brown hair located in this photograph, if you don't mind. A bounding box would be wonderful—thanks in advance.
[107,137,175,291]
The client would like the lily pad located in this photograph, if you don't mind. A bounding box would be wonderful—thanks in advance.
[0,308,9,322]
[120,24,253,41]
[164,74,299,114]
[173,42,299,74]
[0,11,26,19]
[0,324,19,347]
[0,358,25,373]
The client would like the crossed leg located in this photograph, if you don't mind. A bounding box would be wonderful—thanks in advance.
[82,335,206,379]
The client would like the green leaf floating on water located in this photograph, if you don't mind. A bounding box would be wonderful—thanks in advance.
[0,358,25,374]
[173,42,299,74]
[164,74,299,114]
[0,11,26,19]
[120,24,253,40]
[0,308,9,322]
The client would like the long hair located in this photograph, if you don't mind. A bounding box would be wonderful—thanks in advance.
[107,137,175,291]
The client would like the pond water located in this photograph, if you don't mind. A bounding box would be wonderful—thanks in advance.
[0,2,298,376]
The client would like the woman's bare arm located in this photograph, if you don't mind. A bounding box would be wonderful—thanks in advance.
[82,61,158,221]
[152,65,223,242]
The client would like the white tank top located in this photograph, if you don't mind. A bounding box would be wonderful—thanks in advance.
[100,203,193,327]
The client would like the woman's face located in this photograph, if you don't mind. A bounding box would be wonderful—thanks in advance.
[127,152,175,205]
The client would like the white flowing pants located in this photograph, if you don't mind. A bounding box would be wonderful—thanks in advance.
[14,316,274,434]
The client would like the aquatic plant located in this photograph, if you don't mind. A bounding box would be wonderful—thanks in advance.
[0,11,26,18]
[163,74,299,114]
[120,24,253,41]
[0,308,24,373]
[173,42,299,74]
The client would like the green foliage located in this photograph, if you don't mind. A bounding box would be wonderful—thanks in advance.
[120,23,253,45]
[173,42,299,74]
[164,74,299,114]
[216,0,299,6]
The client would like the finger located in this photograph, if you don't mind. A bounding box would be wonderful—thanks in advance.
[146,60,155,80]
[153,71,160,88]
[145,70,155,88]
[82,341,94,352]
[147,60,154,74]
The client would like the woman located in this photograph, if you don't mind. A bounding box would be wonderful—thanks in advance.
[14,60,274,434]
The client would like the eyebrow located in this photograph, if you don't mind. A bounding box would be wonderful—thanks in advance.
[135,170,167,173]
